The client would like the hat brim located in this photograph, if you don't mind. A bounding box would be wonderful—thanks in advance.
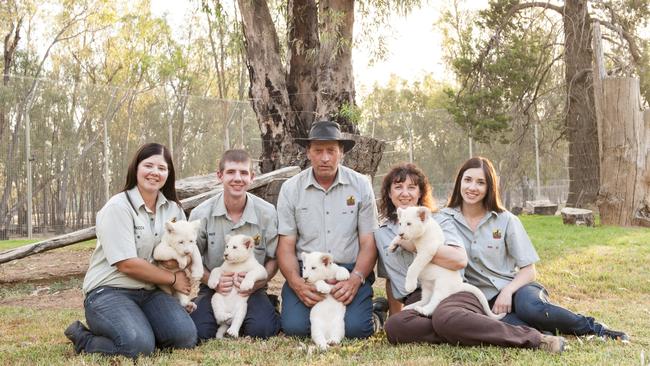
[295,138,356,153]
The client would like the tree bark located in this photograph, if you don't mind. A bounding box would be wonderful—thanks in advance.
[287,0,319,132]
[563,0,600,208]
[237,0,304,173]
[316,0,358,133]
[597,77,648,226]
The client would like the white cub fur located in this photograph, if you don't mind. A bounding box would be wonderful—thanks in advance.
[388,206,504,319]
[153,220,204,312]
[301,251,350,351]
[207,234,268,339]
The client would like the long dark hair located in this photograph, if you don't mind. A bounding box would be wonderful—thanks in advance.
[447,156,504,212]
[122,143,180,205]
[379,163,436,222]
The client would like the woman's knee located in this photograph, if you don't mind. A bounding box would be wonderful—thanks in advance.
[345,315,374,339]
[118,329,156,358]
[513,286,547,323]
[384,313,406,344]
[169,322,198,349]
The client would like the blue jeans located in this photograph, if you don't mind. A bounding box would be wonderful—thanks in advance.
[82,286,197,358]
[494,282,605,336]
[281,262,375,339]
[190,284,280,340]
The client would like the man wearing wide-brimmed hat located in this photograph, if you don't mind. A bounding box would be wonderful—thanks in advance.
[276,120,379,339]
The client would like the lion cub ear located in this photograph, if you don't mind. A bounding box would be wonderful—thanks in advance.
[244,237,254,249]
[320,253,333,267]
[417,207,428,222]
[164,220,175,234]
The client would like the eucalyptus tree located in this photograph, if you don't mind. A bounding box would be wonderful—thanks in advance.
[235,0,420,172]
[440,0,649,207]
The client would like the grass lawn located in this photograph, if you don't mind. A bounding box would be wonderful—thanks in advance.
[1,215,648,365]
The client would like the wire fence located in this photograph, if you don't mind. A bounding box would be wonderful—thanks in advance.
[0,76,569,239]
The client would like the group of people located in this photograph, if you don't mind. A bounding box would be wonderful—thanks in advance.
[64,120,628,358]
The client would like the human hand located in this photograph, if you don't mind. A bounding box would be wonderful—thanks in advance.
[491,290,513,315]
[234,272,267,296]
[331,277,361,305]
[172,271,191,295]
[290,278,326,307]
[216,272,236,295]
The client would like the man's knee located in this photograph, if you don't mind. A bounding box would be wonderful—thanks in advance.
[246,317,280,339]
[280,314,310,337]
[344,312,373,339]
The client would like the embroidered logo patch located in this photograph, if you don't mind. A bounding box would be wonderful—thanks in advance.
[492,229,502,239]
[346,195,356,206]
[253,234,261,245]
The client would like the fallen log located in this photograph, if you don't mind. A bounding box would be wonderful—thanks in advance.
[0,166,300,265]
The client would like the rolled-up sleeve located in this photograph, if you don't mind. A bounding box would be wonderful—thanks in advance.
[96,203,138,265]
[265,210,279,258]
[435,214,463,247]
[505,215,539,267]
[277,182,297,236]
[357,177,379,235]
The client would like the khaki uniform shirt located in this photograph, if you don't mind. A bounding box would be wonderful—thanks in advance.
[82,187,186,294]
[277,165,378,264]
[375,213,463,300]
[189,192,278,271]
[440,207,539,300]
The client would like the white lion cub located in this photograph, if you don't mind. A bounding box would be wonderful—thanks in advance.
[301,251,350,351]
[389,206,504,319]
[153,220,204,312]
[207,234,268,339]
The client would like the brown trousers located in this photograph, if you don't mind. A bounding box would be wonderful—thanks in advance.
[384,291,542,349]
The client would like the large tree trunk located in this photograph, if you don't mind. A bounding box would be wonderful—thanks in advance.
[237,0,304,173]
[315,0,358,133]
[238,0,383,174]
[287,0,319,133]
[563,0,600,207]
[598,77,650,226]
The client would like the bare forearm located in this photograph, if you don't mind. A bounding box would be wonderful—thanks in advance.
[431,245,468,270]
[116,258,174,286]
[264,258,278,280]
[277,236,301,286]
[352,234,377,277]
[502,264,536,294]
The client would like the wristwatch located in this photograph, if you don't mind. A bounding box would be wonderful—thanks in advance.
[351,270,365,285]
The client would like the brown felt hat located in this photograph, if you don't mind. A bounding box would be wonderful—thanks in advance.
[295,120,356,153]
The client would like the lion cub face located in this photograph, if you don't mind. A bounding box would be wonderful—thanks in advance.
[223,234,255,263]
[396,206,430,241]
[301,251,335,283]
[163,220,201,255]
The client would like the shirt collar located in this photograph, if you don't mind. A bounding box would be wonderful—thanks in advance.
[127,186,168,212]
[305,165,349,191]
[212,192,258,225]
[442,206,498,229]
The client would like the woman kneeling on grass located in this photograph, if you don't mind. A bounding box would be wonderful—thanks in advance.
[378,162,565,353]
[440,156,629,341]
[64,143,197,358]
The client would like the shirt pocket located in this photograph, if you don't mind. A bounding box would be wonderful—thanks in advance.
[338,204,358,235]
[479,238,506,270]
[296,207,319,241]
[253,233,266,264]
[135,229,156,261]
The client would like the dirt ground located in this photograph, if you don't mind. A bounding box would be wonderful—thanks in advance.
[0,248,291,310]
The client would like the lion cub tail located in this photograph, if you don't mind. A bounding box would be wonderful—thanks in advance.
[460,283,506,320]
